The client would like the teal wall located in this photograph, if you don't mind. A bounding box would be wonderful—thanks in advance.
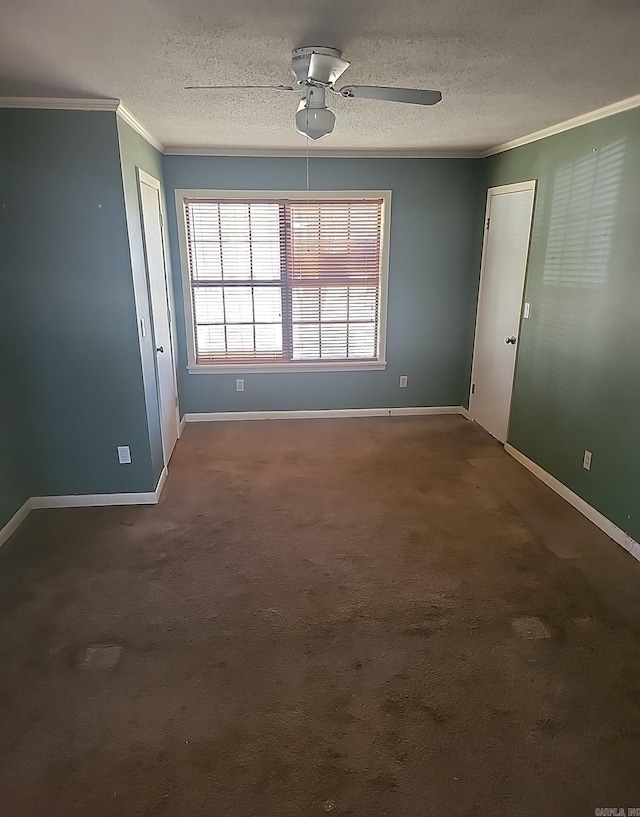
[2,103,637,549]
[116,118,167,486]
[0,391,28,527]
[0,334,29,526]
[486,107,640,542]
[0,177,30,523]
[162,156,485,413]
[0,109,156,505]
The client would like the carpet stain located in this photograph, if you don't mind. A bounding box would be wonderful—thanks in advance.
[510,616,551,639]
[368,772,398,792]
[1,417,640,816]
[78,644,123,670]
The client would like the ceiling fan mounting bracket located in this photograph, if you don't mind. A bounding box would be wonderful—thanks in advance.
[291,46,350,88]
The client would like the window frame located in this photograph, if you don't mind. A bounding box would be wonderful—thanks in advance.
[175,189,391,374]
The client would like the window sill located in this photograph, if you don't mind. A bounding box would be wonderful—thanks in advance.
[187,361,387,375]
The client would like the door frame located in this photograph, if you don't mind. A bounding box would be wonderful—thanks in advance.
[137,168,180,467]
[469,180,537,439]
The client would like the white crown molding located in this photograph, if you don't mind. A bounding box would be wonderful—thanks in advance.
[146,91,640,159]
[480,93,640,157]
[116,102,164,152]
[0,96,164,152]
[163,145,479,159]
[3,91,640,161]
[184,406,467,422]
[0,96,119,111]
[505,444,640,564]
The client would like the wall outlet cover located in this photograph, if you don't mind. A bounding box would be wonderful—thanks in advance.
[117,445,131,464]
[583,450,592,470]
[236,379,245,392]
[399,375,408,388]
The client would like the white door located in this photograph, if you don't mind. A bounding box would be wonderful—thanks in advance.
[138,171,179,464]
[469,182,536,443]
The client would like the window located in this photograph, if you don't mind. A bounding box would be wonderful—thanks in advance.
[177,190,390,372]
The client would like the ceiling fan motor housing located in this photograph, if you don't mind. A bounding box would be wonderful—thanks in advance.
[291,46,350,87]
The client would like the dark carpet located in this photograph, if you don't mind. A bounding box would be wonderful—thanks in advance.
[1,416,640,816]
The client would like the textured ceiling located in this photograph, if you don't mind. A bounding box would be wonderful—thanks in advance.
[1,0,640,152]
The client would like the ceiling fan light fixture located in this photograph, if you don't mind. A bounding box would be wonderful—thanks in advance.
[295,105,336,140]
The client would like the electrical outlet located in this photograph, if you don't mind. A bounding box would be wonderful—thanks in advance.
[117,445,131,464]
[583,450,592,471]
[523,302,531,319]
[235,379,245,392]
[399,375,408,388]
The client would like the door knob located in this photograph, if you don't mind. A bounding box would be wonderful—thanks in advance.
[505,336,517,345]
[156,346,164,353]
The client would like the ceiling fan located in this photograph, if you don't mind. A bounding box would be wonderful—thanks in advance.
[185,46,443,140]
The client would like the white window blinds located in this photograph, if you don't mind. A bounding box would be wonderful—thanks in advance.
[183,197,384,366]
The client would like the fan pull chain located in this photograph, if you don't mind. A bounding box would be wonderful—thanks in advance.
[305,119,310,192]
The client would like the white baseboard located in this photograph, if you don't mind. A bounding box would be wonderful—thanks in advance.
[505,444,640,563]
[389,406,465,417]
[0,499,32,549]
[178,415,187,436]
[0,468,169,546]
[155,464,168,499]
[30,466,168,509]
[184,406,467,423]
[1,406,466,544]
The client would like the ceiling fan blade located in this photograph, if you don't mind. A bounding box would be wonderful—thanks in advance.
[185,84,295,91]
[339,85,442,106]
